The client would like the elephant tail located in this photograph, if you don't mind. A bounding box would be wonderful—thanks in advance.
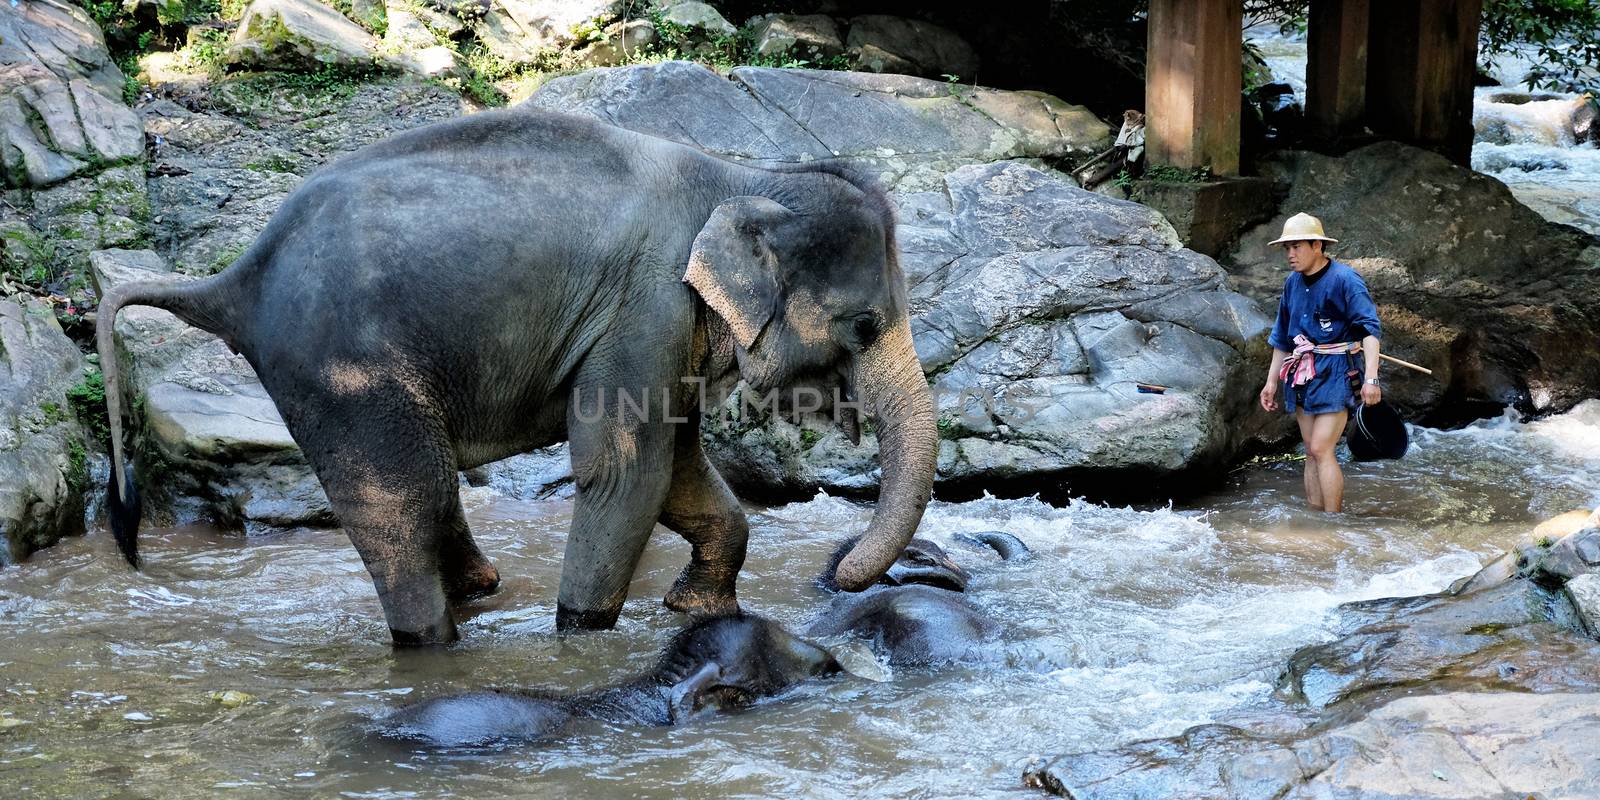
[95,273,240,568]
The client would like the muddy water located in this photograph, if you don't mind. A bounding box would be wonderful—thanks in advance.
[3,403,1599,798]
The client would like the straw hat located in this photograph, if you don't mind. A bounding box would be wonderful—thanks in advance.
[1268,212,1338,245]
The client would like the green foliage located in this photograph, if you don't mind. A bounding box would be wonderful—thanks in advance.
[1480,0,1600,93]
[182,26,232,77]
[67,368,111,450]
[1143,164,1212,183]
[67,439,90,492]
[799,428,822,449]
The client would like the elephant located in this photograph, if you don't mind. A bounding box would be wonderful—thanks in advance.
[809,532,1029,666]
[96,108,939,645]
[377,614,840,747]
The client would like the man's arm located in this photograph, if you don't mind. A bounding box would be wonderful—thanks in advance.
[1261,348,1288,411]
[1360,335,1382,405]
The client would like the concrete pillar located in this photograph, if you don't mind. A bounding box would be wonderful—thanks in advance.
[1145,0,1242,176]
[1306,0,1369,138]
[1365,0,1483,164]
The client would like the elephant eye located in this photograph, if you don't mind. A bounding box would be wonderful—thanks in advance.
[852,316,880,347]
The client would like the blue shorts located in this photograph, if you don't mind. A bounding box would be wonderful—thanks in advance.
[1285,354,1359,415]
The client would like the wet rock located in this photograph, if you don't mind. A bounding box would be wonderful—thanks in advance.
[1567,573,1600,639]
[845,15,978,80]
[0,0,143,188]
[1525,526,1600,585]
[528,62,1271,496]
[749,14,844,62]
[1224,142,1600,421]
[226,0,382,71]
[1025,692,1600,800]
[0,297,88,564]
[90,248,335,532]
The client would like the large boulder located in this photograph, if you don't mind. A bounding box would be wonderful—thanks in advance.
[473,0,622,65]
[0,0,143,188]
[225,0,382,71]
[1224,142,1600,424]
[845,14,978,80]
[0,297,88,563]
[528,62,1276,497]
[1024,692,1600,799]
[141,80,460,274]
[749,14,845,62]
[90,249,334,532]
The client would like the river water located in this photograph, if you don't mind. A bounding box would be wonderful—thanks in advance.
[3,402,1599,798]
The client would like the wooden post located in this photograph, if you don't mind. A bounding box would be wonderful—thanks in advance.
[1306,0,1369,139]
[1146,0,1242,176]
[1365,0,1483,164]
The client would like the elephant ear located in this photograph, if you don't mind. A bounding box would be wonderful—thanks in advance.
[684,196,793,350]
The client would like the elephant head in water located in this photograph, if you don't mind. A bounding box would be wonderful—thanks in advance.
[378,615,841,747]
[94,109,939,644]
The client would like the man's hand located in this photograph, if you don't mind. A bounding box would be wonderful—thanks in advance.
[1361,383,1382,406]
[1259,382,1279,412]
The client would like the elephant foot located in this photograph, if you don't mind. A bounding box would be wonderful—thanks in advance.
[556,603,623,632]
[445,561,501,603]
[663,571,740,618]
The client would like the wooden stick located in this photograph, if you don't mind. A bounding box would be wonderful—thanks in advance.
[1379,353,1433,375]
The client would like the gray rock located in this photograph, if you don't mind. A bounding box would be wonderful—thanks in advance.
[0,297,88,564]
[142,80,459,274]
[90,249,334,530]
[750,14,844,61]
[1224,142,1600,419]
[472,0,621,64]
[657,1,734,38]
[1026,692,1600,800]
[1526,526,1600,584]
[1567,572,1600,638]
[530,63,1269,495]
[845,14,978,80]
[0,1,143,188]
[226,0,382,70]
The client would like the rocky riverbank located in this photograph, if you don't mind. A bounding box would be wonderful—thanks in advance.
[1024,510,1600,799]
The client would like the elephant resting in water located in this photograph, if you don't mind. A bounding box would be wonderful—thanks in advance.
[809,533,1027,666]
[96,108,939,644]
[378,615,839,747]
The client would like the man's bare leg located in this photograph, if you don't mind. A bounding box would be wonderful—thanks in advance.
[1307,410,1348,513]
[1296,410,1324,510]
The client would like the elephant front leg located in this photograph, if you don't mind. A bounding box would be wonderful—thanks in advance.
[557,410,676,632]
[659,421,746,618]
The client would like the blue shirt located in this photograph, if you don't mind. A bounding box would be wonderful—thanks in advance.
[1269,259,1381,351]
[1269,259,1381,414]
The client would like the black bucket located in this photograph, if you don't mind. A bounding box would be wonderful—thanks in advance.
[1347,401,1409,461]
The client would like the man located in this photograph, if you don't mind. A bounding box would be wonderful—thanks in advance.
[1258,213,1382,513]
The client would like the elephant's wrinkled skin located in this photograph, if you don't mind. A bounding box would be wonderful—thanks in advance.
[377,615,840,746]
[97,109,940,644]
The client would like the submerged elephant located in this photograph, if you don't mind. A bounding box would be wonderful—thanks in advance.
[97,109,939,644]
[378,615,840,747]
[809,533,1028,666]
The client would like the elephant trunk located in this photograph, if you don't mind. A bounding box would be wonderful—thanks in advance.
[832,320,939,591]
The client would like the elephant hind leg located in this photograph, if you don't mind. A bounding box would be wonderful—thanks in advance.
[438,506,500,602]
[286,401,464,646]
